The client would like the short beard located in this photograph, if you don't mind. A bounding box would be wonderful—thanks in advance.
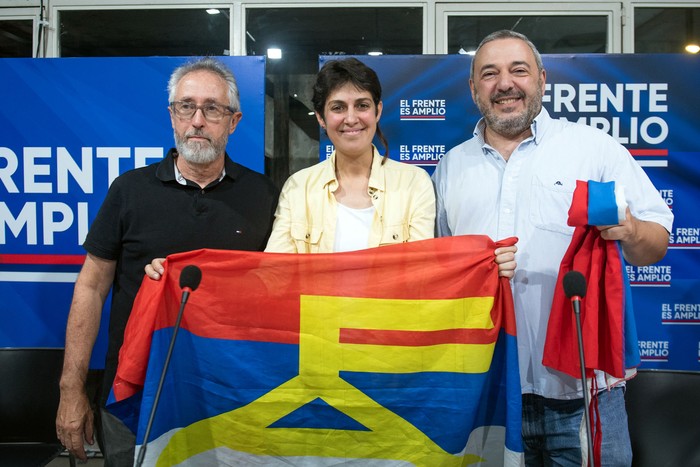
[174,129,227,165]
[476,82,543,139]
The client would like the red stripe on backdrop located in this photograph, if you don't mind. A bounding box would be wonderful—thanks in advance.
[629,149,668,156]
[0,254,86,265]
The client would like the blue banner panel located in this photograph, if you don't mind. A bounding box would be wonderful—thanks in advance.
[319,55,476,175]
[0,56,266,368]
[319,54,699,373]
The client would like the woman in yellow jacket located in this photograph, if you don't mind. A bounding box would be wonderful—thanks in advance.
[265,58,434,253]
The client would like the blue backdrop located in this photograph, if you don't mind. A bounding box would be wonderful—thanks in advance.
[1,54,697,372]
[0,56,265,367]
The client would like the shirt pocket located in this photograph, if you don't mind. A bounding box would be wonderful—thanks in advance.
[529,175,575,236]
[290,222,323,253]
[379,222,409,246]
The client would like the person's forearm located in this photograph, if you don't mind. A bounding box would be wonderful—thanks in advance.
[60,293,103,391]
[621,220,669,266]
[57,277,106,462]
[60,254,115,390]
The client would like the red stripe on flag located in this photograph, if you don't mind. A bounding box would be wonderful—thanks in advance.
[567,180,589,227]
[340,327,496,346]
[0,254,86,265]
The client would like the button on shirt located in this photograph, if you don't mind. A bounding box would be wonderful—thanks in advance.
[432,108,673,399]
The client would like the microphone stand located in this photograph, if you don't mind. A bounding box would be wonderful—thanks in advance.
[573,297,595,467]
[135,287,193,467]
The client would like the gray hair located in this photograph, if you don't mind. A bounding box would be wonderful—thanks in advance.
[167,57,241,112]
[470,30,544,80]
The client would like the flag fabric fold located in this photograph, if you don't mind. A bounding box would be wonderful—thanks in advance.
[544,180,639,380]
[107,235,523,466]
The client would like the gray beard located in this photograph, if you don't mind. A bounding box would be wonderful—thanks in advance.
[486,110,535,138]
[174,132,225,165]
[477,89,543,139]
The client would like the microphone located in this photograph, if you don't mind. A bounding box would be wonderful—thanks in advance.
[136,265,202,467]
[562,270,595,467]
[563,270,587,307]
[179,264,203,304]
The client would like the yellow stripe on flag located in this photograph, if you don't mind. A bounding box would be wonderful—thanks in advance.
[300,295,496,375]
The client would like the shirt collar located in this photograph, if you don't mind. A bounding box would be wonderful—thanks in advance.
[173,160,226,186]
[530,107,549,144]
[157,148,237,186]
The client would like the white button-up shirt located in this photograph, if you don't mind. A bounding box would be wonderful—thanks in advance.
[433,108,673,399]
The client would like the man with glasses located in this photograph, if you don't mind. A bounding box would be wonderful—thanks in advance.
[56,57,279,466]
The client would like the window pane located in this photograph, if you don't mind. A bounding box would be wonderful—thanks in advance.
[246,7,422,185]
[59,9,229,57]
[448,16,608,54]
[0,19,33,57]
[246,7,422,73]
[635,8,700,53]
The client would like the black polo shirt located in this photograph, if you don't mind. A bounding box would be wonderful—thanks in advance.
[83,148,279,404]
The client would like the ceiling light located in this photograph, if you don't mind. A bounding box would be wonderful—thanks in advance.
[267,48,282,59]
[368,51,383,56]
[685,44,700,54]
[206,9,220,15]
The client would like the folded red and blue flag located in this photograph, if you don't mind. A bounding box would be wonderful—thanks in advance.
[544,180,640,380]
[107,235,523,466]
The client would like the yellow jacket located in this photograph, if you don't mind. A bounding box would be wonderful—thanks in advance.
[265,149,435,253]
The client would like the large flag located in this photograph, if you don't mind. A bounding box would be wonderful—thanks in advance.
[108,235,522,466]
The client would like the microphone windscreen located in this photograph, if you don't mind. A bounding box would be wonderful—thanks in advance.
[179,265,202,291]
[563,270,587,298]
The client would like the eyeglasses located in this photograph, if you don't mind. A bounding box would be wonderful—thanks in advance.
[170,101,235,122]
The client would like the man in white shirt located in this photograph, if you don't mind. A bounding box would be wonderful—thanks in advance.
[432,30,672,466]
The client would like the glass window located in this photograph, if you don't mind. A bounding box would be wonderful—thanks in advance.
[246,7,422,67]
[59,9,230,57]
[246,7,423,185]
[0,19,33,57]
[447,15,609,54]
[635,8,700,53]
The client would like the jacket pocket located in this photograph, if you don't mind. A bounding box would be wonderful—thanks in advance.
[379,222,409,246]
[291,223,323,253]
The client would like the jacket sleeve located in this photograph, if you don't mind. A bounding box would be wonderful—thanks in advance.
[264,177,299,253]
[408,169,437,242]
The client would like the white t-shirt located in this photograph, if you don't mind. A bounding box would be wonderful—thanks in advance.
[334,203,375,252]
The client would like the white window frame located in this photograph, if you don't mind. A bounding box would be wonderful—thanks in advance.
[0,8,40,57]
[626,1,700,52]
[46,2,234,57]
[435,2,622,54]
